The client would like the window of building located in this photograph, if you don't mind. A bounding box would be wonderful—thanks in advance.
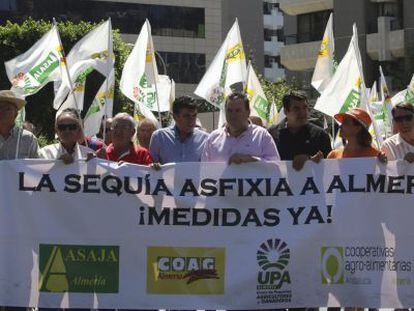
[297,10,331,43]
[157,52,205,84]
[377,0,403,31]
[0,0,16,11]
[3,0,205,38]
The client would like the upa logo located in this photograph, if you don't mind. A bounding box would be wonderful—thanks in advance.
[38,244,119,293]
[147,246,225,295]
[257,238,291,289]
[321,247,344,284]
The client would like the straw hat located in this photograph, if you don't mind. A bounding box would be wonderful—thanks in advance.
[334,108,372,129]
[0,90,26,110]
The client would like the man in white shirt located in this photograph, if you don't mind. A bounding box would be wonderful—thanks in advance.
[40,108,93,163]
[381,103,414,162]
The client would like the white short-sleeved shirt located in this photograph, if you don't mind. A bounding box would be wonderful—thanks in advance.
[381,133,414,160]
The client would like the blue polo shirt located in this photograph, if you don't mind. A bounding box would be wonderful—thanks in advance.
[149,126,208,164]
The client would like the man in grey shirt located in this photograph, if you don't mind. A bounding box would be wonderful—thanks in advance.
[0,90,38,160]
[150,96,208,164]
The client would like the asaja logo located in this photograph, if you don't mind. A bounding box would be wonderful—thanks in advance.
[321,247,344,284]
[147,246,225,295]
[38,244,119,293]
[257,238,291,289]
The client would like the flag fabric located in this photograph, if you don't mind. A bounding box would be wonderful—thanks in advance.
[83,69,115,137]
[268,101,279,127]
[5,25,63,97]
[311,12,335,93]
[245,62,270,125]
[194,19,247,108]
[392,89,407,106]
[367,83,385,147]
[119,19,159,124]
[155,75,174,113]
[314,24,363,117]
[379,66,393,137]
[53,19,114,111]
[405,74,414,105]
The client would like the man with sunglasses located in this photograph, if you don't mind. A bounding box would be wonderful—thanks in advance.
[381,102,414,162]
[39,108,94,163]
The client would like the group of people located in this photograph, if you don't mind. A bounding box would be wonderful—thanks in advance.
[1,89,414,168]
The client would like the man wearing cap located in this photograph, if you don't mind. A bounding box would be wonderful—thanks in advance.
[0,90,39,160]
[381,102,414,162]
[202,92,280,163]
[268,91,331,170]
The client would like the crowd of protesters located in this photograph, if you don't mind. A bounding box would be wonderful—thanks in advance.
[1,89,414,168]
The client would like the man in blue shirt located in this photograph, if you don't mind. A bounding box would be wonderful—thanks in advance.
[149,96,208,164]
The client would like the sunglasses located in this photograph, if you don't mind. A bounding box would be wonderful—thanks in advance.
[57,123,79,131]
[394,114,413,123]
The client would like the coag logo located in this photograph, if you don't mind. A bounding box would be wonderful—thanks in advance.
[321,247,344,284]
[38,244,119,293]
[147,246,225,295]
[257,238,291,289]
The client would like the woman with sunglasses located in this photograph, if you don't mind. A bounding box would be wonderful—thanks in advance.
[327,108,381,159]
[39,108,94,164]
[381,103,414,162]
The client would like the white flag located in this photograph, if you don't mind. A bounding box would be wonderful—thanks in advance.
[405,74,414,105]
[311,13,335,93]
[245,62,270,125]
[379,66,393,137]
[268,101,279,127]
[5,25,63,97]
[83,69,115,137]
[194,19,247,108]
[155,75,174,112]
[314,24,363,117]
[54,19,114,111]
[120,19,159,124]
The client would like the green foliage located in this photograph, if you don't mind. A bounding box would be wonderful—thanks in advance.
[0,18,131,139]
[261,77,300,113]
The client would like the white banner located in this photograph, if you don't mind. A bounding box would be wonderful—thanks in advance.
[0,159,414,309]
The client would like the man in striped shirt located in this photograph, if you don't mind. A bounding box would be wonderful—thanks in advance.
[381,102,414,162]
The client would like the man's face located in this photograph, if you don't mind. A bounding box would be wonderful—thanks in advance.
[285,98,309,128]
[225,98,250,129]
[0,102,18,128]
[137,122,156,147]
[111,119,135,146]
[173,108,197,134]
[56,114,82,146]
[393,108,414,139]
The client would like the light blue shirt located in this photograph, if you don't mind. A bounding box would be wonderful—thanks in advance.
[149,126,208,164]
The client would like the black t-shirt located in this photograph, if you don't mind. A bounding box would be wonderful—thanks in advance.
[268,121,332,160]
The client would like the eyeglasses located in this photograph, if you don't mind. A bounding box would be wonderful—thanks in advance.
[394,114,413,123]
[57,123,79,131]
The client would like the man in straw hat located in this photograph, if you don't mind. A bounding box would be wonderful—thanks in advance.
[0,90,39,160]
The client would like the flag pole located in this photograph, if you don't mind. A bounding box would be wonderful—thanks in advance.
[102,18,112,145]
[52,18,88,147]
[148,21,163,127]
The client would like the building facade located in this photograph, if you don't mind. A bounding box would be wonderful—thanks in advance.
[263,0,285,81]
[0,0,280,97]
[279,0,413,95]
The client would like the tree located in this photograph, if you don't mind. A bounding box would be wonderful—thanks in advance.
[0,18,131,141]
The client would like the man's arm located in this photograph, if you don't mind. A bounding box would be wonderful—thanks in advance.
[149,132,161,163]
